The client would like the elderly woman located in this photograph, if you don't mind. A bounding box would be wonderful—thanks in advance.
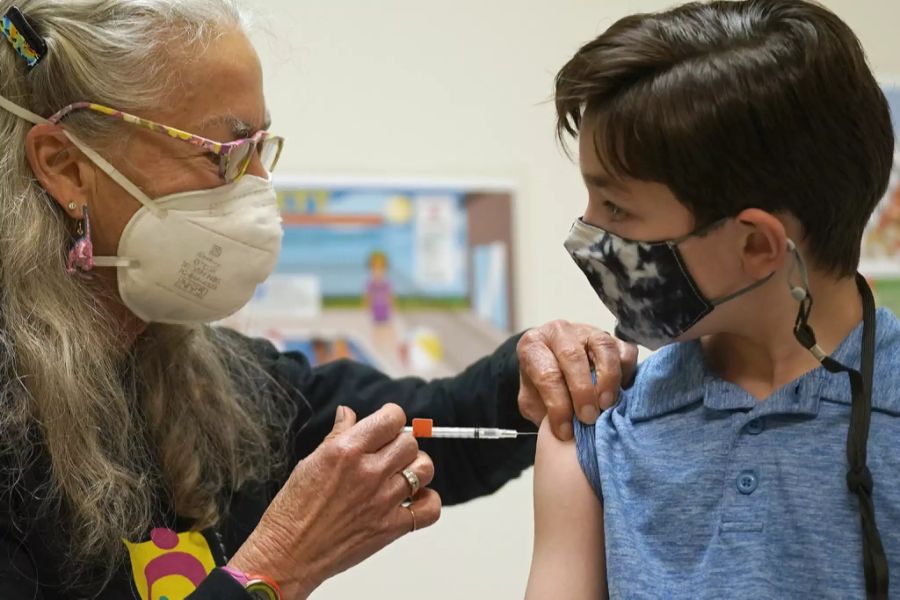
[0,1,636,598]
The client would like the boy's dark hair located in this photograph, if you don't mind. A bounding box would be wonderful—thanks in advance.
[556,0,894,277]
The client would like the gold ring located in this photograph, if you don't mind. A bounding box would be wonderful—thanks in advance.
[406,505,418,532]
[401,468,420,497]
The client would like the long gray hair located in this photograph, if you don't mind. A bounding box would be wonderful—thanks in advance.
[0,0,294,585]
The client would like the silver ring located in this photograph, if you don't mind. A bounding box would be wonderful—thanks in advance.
[407,505,418,532]
[401,468,420,497]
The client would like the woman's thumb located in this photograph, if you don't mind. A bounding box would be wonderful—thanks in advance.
[329,405,357,437]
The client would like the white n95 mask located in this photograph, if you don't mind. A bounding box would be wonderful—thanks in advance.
[67,132,284,325]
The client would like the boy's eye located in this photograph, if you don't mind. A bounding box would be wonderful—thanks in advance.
[603,200,629,221]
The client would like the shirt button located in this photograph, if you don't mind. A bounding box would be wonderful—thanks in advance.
[746,419,765,435]
[737,470,759,495]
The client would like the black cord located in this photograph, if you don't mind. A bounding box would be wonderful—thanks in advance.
[793,274,887,599]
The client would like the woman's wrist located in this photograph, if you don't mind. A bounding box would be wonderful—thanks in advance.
[229,536,318,599]
[222,565,251,587]
[222,566,283,600]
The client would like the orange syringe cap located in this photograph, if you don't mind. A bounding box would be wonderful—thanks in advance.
[412,418,433,438]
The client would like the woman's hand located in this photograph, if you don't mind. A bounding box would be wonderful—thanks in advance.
[229,403,439,598]
[517,321,638,440]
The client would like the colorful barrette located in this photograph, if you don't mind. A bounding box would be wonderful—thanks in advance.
[2,6,47,70]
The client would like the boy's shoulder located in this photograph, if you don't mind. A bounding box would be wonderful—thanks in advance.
[870,308,900,405]
[822,308,900,413]
[874,307,900,350]
[618,341,707,421]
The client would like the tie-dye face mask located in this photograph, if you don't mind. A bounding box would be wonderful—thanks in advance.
[564,217,773,350]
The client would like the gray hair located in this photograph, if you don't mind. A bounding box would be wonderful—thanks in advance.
[21,0,249,135]
[0,0,292,588]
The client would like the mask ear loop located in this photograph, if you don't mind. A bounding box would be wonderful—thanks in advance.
[786,239,811,301]
[786,239,826,361]
[85,176,137,269]
[61,130,167,219]
[0,91,47,124]
[0,93,150,268]
[0,93,167,219]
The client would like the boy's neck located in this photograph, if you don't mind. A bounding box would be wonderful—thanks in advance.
[702,274,864,400]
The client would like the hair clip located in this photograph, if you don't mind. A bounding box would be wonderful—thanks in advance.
[2,6,47,70]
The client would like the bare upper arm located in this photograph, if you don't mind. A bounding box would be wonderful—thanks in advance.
[525,418,607,600]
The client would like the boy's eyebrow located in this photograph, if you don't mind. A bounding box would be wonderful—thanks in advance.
[582,172,623,192]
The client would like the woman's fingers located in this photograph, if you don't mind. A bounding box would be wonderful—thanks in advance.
[517,373,548,426]
[382,451,435,505]
[324,405,358,441]
[517,320,641,440]
[394,488,442,535]
[373,430,420,477]
[347,403,407,452]
[234,406,443,597]
[584,331,624,413]
[517,327,578,440]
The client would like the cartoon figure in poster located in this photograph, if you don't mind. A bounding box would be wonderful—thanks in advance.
[365,251,394,324]
[365,251,402,358]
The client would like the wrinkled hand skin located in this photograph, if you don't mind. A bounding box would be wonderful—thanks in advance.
[229,403,441,599]
[517,321,638,441]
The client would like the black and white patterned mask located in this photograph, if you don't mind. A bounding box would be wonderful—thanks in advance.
[564,217,773,350]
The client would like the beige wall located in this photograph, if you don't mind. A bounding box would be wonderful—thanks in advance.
[244,1,900,597]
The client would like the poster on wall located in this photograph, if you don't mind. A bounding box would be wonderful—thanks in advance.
[861,83,900,314]
[220,177,517,379]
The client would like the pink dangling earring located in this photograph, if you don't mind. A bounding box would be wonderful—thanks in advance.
[66,205,95,274]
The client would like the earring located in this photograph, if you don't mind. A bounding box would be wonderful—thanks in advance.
[67,201,77,211]
[66,204,95,274]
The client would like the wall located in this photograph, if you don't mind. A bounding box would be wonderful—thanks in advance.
[244,1,900,597]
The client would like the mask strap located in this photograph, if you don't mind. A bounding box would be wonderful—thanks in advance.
[786,239,828,360]
[91,257,136,268]
[669,216,773,307]
[62,130,166,218]
[0,92,166,218]
[709,271,774,306]
[788,242,888,598]
[0,92,48,124]
[787,240,813,299]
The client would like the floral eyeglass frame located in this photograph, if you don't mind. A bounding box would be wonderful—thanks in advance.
[47,102,285,183]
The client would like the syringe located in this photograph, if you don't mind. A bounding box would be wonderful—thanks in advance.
[403,418,538,440]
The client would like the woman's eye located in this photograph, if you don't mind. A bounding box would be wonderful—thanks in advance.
[205,152,223,166]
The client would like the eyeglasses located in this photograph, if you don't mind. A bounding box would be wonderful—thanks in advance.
[47,102,284,183]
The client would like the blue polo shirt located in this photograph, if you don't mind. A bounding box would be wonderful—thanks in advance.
[575,308,900,599]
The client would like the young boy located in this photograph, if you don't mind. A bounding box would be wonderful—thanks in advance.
[526,1,900,598]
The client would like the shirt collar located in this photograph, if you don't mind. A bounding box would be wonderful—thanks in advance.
[816,307,900,415]
[625,307,900,421]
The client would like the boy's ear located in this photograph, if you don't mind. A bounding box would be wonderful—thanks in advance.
[25,124,95,220]
[735,208,788,278]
